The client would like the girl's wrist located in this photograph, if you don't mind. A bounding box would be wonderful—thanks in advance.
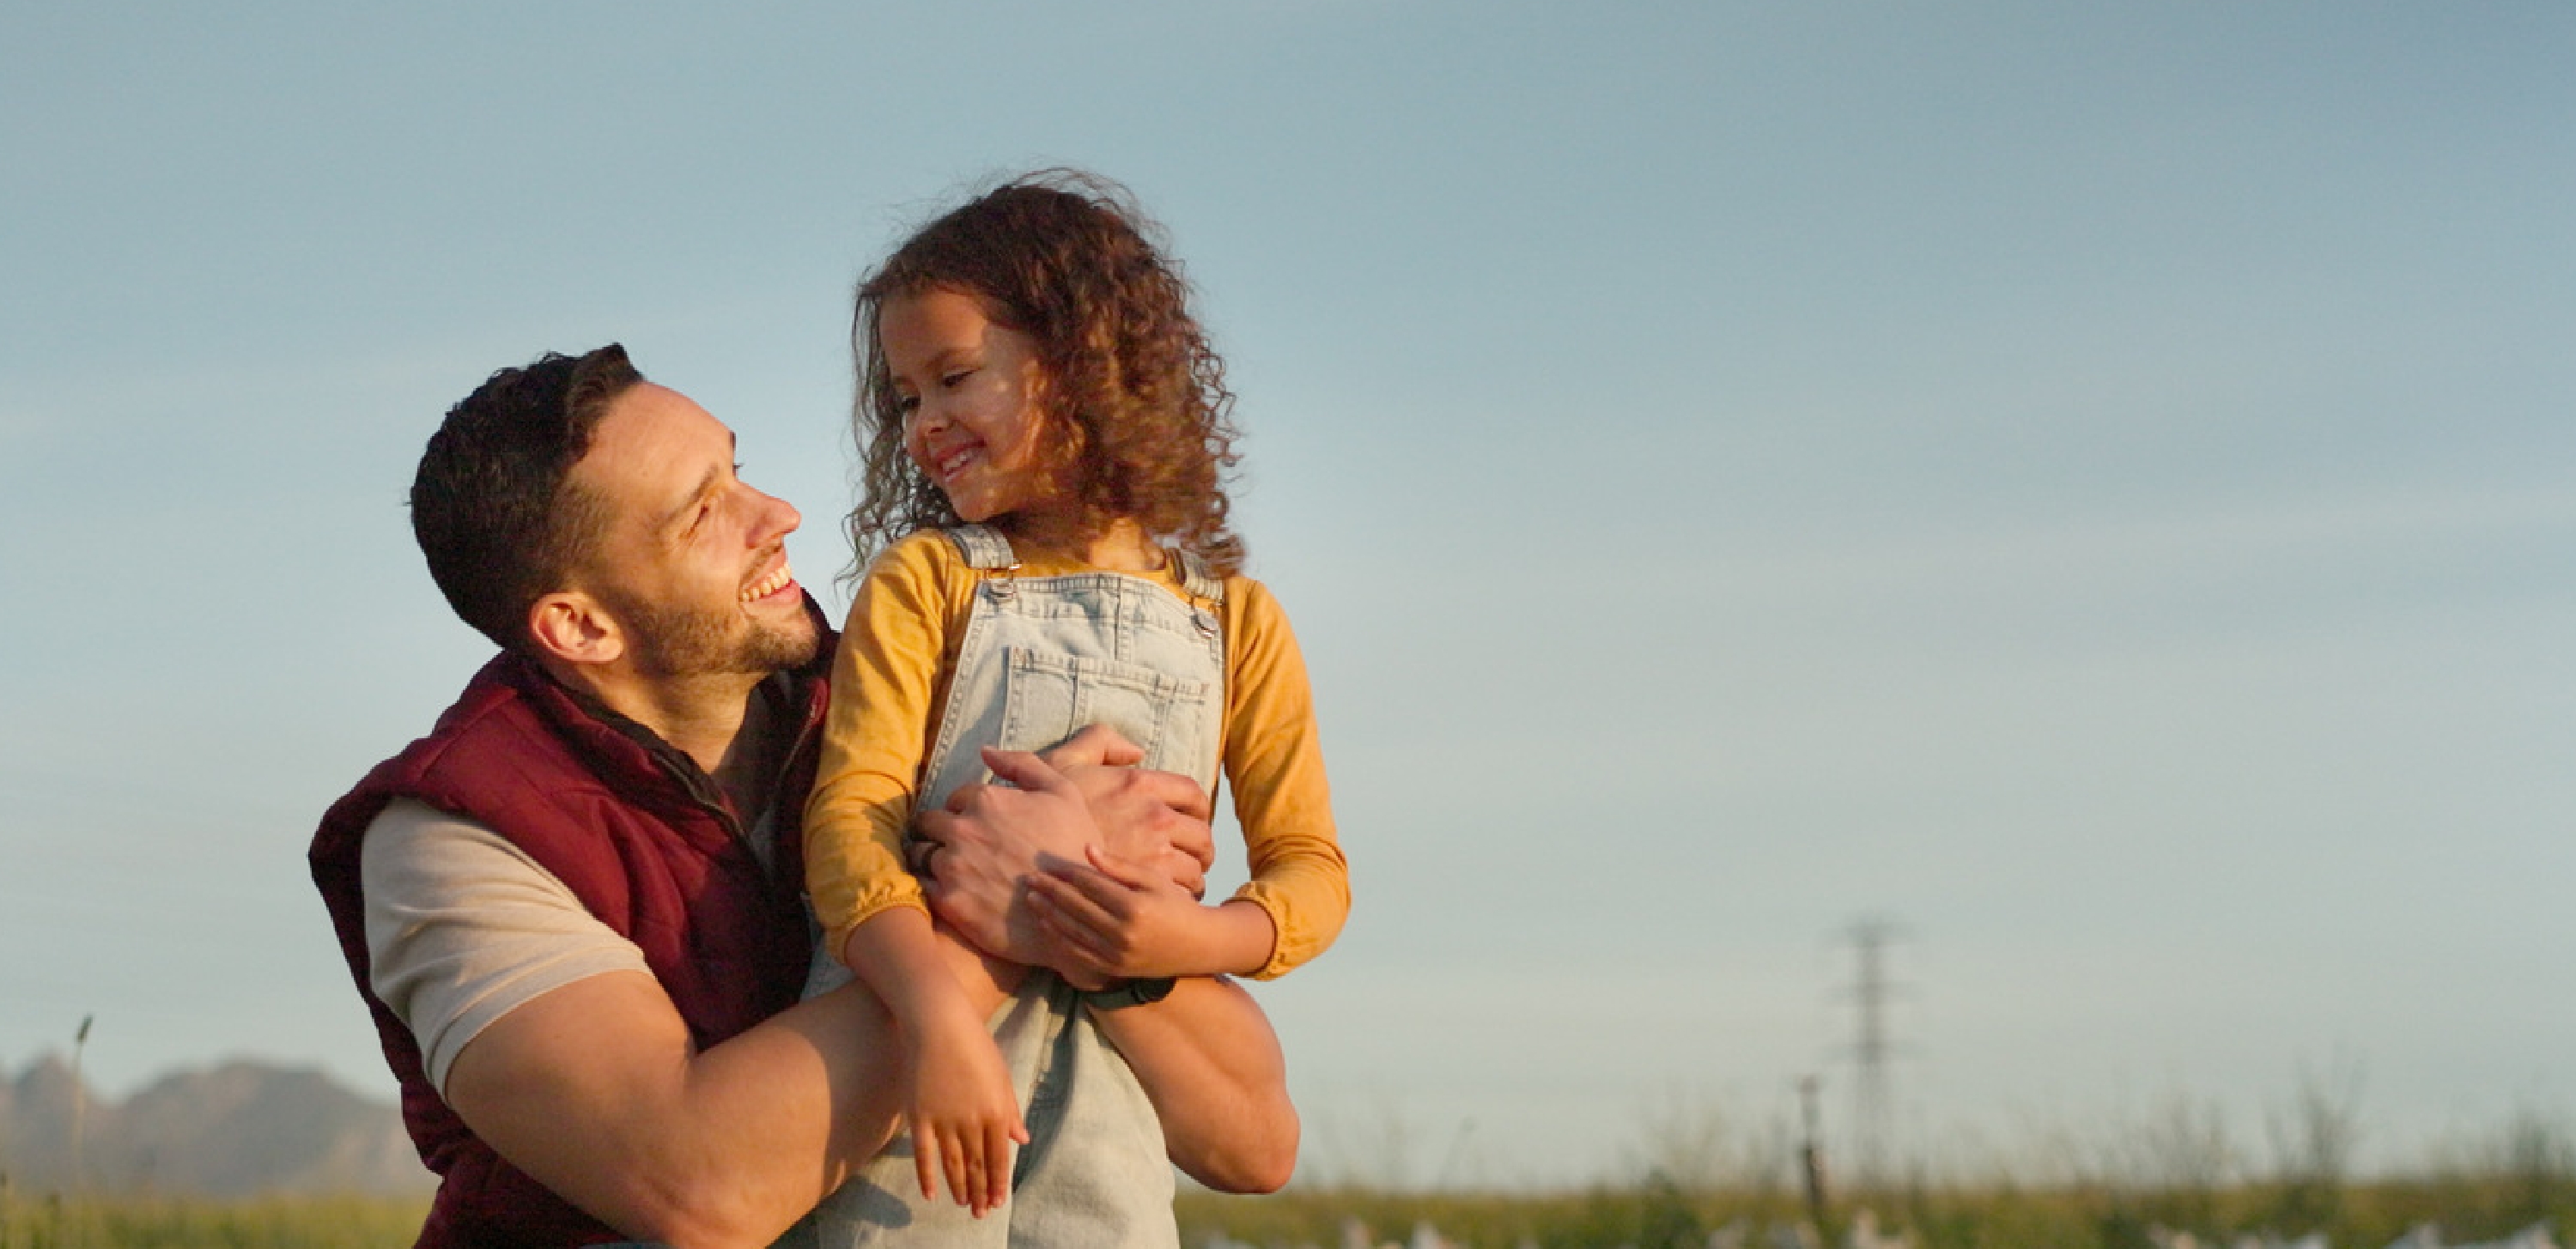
[873,963,981,1041]
[1163,898,1274,979]
[903,986,987,1035]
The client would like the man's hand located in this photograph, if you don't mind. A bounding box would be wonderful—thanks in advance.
[1071,767,1215,899]
[1028,846,1274,983]
[1045,726,1218,892]
[916,727,1213,965]
[913,743,1103,966]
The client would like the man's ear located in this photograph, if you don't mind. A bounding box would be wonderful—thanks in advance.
[526,591,624,667]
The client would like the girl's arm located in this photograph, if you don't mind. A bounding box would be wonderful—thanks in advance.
[805,532,965,973]
[840,906,1027,1216]
[808,534,1027,1212]
[1211,577,1348,979]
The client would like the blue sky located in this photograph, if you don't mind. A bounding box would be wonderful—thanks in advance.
[3,3,2571,1187]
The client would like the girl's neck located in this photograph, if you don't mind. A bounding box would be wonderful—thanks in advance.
[997,513,1163,573]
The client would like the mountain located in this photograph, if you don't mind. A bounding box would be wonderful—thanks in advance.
[0,1054,431,1197]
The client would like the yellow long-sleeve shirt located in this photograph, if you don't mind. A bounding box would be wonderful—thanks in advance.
[804,530,1348,981]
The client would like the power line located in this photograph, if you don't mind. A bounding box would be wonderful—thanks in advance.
[1837,915,1911,1192]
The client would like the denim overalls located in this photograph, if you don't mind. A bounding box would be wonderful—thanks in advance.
[796,524,1227,1248]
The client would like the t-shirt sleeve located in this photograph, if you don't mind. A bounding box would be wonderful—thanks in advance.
[804,531,957,963]
[1222,577,1351,979]
[360,798,652,1094]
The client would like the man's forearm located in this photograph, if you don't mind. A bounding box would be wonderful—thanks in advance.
[920,741,1213,967]
[443,971,905,1249]
[1094,975,1298,1193]
[920,742,1296,1185]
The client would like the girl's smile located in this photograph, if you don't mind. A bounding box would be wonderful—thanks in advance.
[879,287,1055,525]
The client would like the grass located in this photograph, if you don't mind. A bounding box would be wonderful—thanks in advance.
[0,1193,428,1249]
[0,1179,2559,1249]
[1174,1170,2575,1249]
[3,1104,2571,1249]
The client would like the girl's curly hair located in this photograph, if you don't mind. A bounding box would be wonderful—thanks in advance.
[844,170,1244,584]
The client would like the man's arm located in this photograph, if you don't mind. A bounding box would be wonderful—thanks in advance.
[1090,975,1299,1192]
[361,803,905,1249]
[916,730,1212,968]
[443,973,904,1249]
[915,734,1300,1191]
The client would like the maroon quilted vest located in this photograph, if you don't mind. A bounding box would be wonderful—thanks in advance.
[309,639,827,1248]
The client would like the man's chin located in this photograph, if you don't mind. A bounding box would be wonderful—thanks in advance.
[773,634,823,673]
[750,618,823,675]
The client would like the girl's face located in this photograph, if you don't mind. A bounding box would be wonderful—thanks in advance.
[879,286,1056,524]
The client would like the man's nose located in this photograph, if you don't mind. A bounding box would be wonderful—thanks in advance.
[750,488,800,541]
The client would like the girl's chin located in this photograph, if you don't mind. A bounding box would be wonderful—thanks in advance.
[951,494,1032,526]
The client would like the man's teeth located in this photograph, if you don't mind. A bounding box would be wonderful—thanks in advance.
[741,562,793,603]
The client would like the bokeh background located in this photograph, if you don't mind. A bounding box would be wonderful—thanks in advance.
[3,2,2570,1187]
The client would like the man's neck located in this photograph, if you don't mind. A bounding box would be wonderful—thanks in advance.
[556,664,784,813]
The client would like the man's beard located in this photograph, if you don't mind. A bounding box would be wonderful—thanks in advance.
[610,590,818,679]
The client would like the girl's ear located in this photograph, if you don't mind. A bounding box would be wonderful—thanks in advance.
[1019,351,1056,413]
[1025,361,1084,457]
[526,591,625,668]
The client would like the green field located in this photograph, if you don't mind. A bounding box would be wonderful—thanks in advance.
[0,1176,2565,1249]
[1174,1173,2570,1248]
[0,1193,428,1249]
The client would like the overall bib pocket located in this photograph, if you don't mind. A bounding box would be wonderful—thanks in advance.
[994,646,1215,777]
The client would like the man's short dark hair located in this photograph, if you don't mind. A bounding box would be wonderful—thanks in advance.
[411,344,643,650]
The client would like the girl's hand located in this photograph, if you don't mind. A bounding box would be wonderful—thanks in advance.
[905,1013,1028,1216]
[1026,844,1229,982]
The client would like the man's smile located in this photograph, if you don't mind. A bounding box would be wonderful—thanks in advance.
[741,555,797,604]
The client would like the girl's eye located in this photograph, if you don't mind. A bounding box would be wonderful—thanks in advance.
[894,394,920,415]
[941,369,973,388]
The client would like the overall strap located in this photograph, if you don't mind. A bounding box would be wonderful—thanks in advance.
[1174,549,1226,603]
[944,524,1020,571]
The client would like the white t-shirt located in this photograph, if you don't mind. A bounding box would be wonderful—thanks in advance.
[358,797,656,1093]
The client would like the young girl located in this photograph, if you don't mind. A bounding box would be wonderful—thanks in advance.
[802,172,1349,1234]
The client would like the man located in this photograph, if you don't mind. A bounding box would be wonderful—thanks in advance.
[311,345,1297,1248]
